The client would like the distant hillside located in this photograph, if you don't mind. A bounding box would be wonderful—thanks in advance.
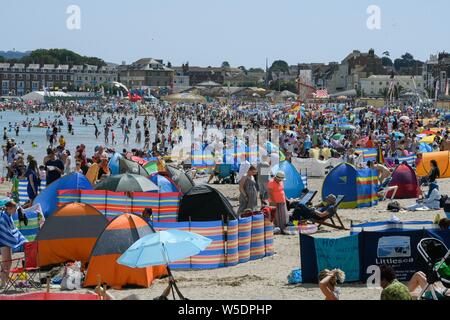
[0,49,106,67]
[0,50,31,59]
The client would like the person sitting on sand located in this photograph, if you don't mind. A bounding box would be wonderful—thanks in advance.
[291,194,337,223]
[408,270,450,300]
[405,182,441,211]
[380,265,412,300]
[319,269,345,300]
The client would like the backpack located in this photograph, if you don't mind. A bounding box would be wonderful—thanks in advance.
[387,201,401,212]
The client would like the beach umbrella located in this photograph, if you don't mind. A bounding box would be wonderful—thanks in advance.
[95,174,158,192]
[393,132,405,139]
[340,124,356,131]
[419,142,433,153]
[119,157,150,176]
[399,116,410,121]
[420,135,436,144]
[331,133,344,140]
[162,93,206,104]
[165,165,195,194]
[117,230,212,300]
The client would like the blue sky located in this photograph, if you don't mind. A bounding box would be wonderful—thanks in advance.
[1,0,448,67]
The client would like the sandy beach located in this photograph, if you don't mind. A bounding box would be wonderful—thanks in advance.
[3,175,440,301]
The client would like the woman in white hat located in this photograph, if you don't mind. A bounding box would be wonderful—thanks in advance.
[267,171,289,234]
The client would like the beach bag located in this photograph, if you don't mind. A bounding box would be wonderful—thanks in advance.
[387,201,401,212]
[60,262,83,291]
[287,269,302,285]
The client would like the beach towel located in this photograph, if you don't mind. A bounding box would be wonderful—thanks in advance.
[0,211,27,249]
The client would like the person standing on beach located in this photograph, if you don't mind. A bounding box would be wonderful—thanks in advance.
[0,201,27,289]
[124,125,130,144]
[104,125,109,144]
[26,156,40,201]
[237,166,258,215]
[268,171,289,234]
[45,149,64,186]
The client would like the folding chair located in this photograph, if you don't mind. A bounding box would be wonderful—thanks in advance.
[217,164,233,184]
[288,190,318,210]
[3,242,41,293]
[315,195,348,230]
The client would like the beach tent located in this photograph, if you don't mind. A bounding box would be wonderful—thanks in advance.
[419,142,433,153]
[322,163,378,209]
[271,161,305,199]
[108,153,122,175]
[416,151,450,178]
[84,214,167,289]
[119,157,150,176]
[387,163,420,199]
[149,173,180,193]
[33,173,93,218]
[36,203,108,267]
[165,165,195,194]
[178,185,237,222]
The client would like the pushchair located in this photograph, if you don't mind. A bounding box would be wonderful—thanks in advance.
[417,238,450,300]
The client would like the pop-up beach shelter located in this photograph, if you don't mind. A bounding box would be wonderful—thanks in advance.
[33,173,93,218]
[36,203,108,267]
[388,163,420,199]
[416,151,450,178]
[84,214,167,289]
[178,185,237,222]
[165,165,195,194]
[322,163,378,209]
[149,173,180,193]
[271,161,305,199]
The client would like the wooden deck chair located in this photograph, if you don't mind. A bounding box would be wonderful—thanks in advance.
[288,190,318,210]
[315,195,348,230]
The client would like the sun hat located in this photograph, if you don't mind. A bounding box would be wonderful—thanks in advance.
[275,171,286,180]
[326,194,337,205]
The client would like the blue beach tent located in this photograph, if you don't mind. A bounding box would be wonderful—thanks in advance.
[322,163,378,209]
[33,173,93,218]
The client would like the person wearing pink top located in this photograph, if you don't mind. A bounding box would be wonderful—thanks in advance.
[267,171,288,234]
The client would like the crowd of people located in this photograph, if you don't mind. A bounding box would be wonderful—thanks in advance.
[0,97,449,298]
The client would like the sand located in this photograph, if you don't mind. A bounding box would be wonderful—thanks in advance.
[2,176,447,300]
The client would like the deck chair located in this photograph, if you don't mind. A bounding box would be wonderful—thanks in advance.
[315,195,348,230]
[3,242,41,293]
[217,164,234,184]
[288,191,318,210]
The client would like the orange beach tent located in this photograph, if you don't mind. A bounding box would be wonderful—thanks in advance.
[83,214,167,289]
[36,203,109,267]
[416,151,450,178]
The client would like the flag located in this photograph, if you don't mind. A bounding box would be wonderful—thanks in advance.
[296,111,302,122]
